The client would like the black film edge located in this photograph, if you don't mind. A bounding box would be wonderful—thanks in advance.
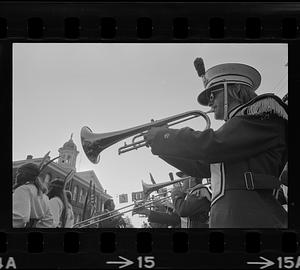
[1,1,299,270]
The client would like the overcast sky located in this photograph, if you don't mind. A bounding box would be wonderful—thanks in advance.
[13,43,288,227]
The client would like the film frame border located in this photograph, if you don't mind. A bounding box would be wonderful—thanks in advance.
[0,1,299,269]
[0,2,299,40]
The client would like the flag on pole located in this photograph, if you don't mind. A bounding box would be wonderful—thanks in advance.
[65,170,75,191]
[82,180,92,221]
[90,183,96,216]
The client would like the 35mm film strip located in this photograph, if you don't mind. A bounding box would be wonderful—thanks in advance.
[0,2,299,269]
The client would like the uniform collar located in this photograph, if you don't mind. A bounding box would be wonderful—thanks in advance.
[227,93,288,120]
[227,104,244,120]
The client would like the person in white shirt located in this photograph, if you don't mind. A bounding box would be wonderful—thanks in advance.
[48,178,68,228]
[13,163,54,228]
[64,190,75,228]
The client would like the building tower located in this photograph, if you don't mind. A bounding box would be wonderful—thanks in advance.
[58,134,79,171]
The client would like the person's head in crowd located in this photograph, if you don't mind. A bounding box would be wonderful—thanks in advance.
[176,171,202,192]
[48,178,68,227]
[15,163,39,187]
[104,199,115,211]
[48,178,66,198]
[14,163,47,194]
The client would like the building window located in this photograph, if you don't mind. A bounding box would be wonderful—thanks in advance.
[73,186,78,201]
[83,190,87,203]
[98,198,102,212]
[95,196,98,210]
[100,198,103,211]
[79,188,83,203]
[79,188,86,203]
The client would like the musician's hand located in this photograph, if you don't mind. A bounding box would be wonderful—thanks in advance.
[189,186,212,201]
[171,186,185,200]
[171,186,182,194]
[144,125,168,146]
[133,205,150,216]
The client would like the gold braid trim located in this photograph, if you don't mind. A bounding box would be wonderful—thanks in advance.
[241,97,288,120]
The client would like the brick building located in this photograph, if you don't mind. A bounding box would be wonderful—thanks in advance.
[13,135,112,224]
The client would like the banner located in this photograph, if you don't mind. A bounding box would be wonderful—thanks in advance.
[119,193,128,204]
[82,180,92,221]
[131,191,144,202]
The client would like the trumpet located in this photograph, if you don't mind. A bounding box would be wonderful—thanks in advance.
[73,176,192,228]
[142,176,191,198]
[73,193,172,228]
[81,110,211,164]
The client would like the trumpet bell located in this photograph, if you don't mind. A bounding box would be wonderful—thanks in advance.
[142,180,154,198]
[81,110,211,164]
[80,127,100,164]
[81,126,104,164]
[81,124,144,164]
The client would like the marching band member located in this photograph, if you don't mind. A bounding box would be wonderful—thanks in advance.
[13,163,54,228]
[48,178,68,228]
[98,199,126,228]
[171,172,211,228]
[144,58,288,228]
[133,200,181,228]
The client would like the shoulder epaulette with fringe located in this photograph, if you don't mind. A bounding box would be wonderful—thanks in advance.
[231,93,288,120]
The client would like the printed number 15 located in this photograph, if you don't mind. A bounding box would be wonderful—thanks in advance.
[137,256,155,268]
[278,256,300,269]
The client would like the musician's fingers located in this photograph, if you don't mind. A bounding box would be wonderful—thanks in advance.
[144,126,169,145]
[143,131,152,146]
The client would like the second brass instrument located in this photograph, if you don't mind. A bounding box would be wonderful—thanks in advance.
[73,175,192,228]
[81,110,211,164]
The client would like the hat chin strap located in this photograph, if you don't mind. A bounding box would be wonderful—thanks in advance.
[223,83,228,121]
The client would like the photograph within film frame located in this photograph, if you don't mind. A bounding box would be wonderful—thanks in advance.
[0,2,299,269]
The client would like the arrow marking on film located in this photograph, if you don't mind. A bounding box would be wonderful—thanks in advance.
[247,256,275,269]
[106,256,134,269]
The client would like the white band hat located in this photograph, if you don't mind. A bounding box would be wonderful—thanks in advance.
[194,59,261,106]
